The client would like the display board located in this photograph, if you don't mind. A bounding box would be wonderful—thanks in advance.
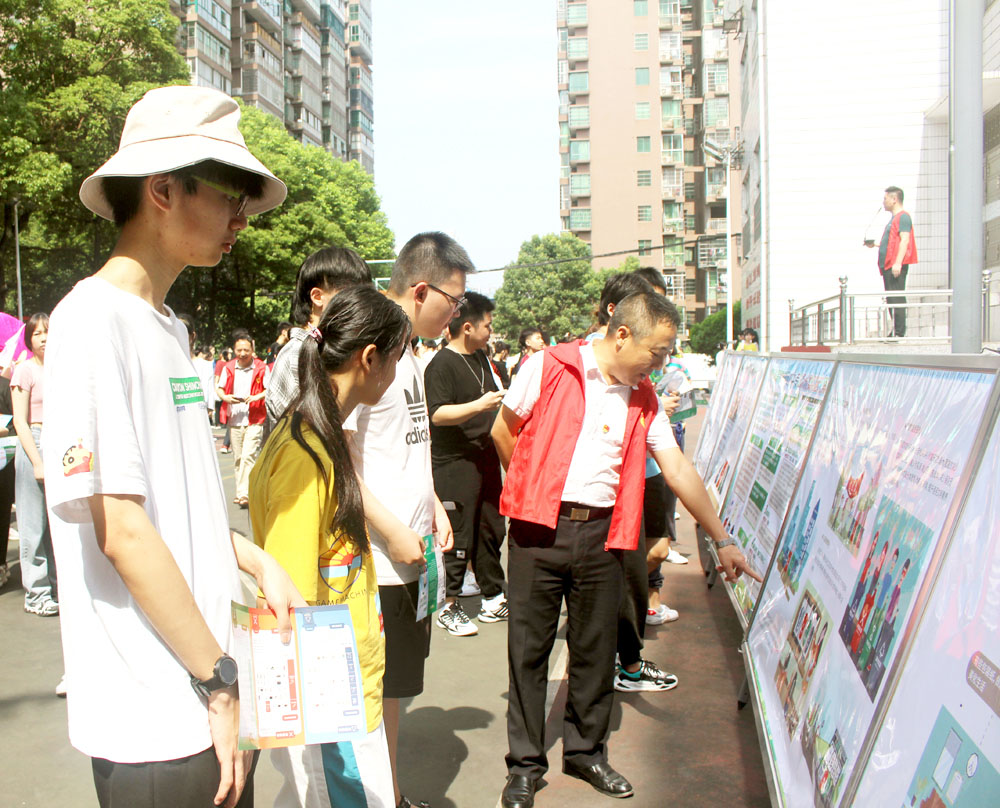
[743,362,995,808]
[693,351,743,477]
[718,357,834,624]
[847,406,1000,806]
[704,353,768,508]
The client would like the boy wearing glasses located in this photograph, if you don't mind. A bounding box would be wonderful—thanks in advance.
[343,231,472,808]
[42,87,304,807]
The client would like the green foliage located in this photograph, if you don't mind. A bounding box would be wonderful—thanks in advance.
[687,300,741,355]
[493,234,643,342]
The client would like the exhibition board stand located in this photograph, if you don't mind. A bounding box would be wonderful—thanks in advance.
[692,351,1000,807]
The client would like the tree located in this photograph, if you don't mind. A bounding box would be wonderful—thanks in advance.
[493,234,639,342]
[687,301,741,355]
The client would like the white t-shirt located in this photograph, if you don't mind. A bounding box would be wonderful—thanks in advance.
[192,356,216,408]
[504,343,676,508]
[43,277,245,763]
[343,343,434,585]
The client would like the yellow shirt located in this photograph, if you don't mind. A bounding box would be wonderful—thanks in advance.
[249,417,384,732]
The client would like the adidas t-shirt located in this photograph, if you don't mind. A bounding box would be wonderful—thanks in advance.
[42,277,245,763]
[343,343,434,586]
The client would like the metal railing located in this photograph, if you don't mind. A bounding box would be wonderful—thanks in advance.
[788,277,954,346]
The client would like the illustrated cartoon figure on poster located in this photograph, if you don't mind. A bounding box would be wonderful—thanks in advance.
[799,673,849,808]
[776,480,821,597]
[839,532,878,644]
[828,443,881,555]
[863,557,910,697]
[774,585,832,738]
[849,540,888,658]
[855,546,899,671]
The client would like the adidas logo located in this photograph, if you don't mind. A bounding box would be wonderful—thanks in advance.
[403,377,427,424]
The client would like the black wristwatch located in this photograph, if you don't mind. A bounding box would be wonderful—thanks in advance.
[190,654,238,699]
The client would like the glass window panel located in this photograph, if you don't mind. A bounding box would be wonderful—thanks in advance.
[635,67,650,86]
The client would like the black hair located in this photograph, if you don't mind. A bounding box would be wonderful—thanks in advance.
[288,284,411,553]
[231,329,252,347]
[276,321,292,339]
[607,292,680,339]
[885,185,904,203]
[387,232,475,296]
[24,312,49,348]
[632,266,667,294]
[291,247,373,325]
[102,160,267,227]
[597,273,655,326]
[518,327,542,352]
[446,291,494,338]
[493,340,509,355]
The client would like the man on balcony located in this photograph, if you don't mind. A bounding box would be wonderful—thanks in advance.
[868,186,918,338]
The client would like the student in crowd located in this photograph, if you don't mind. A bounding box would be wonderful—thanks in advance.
[265,321,292,365]
[343,231,471,808]
[42,85,302,808]
[492,292,760,808]
[217,331,268,507]
[215,347,234,451]
[12,312,57,617]
[425,291,508,636]
[491,341,511,389]
[265,246,372,435]
[510,327,545,377]
[250,284,411,808]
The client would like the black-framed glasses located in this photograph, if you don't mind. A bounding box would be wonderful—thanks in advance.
[193,175,249,218]
[413,283,466,312]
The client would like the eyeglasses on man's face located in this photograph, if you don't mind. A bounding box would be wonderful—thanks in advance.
[413,283,466,312]
[193,175,249,218]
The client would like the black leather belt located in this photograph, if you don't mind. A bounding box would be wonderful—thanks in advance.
[559,502,614,522]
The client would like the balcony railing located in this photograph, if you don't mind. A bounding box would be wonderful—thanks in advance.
[707,218,727,232]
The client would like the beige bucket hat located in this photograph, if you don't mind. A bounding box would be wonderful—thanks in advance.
[80,85,287,221]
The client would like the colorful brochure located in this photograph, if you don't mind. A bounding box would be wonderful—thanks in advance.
[416,537,445,621]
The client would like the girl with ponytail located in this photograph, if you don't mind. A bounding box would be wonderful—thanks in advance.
[248,284,411,807]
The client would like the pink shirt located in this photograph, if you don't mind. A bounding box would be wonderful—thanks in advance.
[11,359,44,423]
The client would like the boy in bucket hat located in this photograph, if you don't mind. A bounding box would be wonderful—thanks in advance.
[42,86,306,808]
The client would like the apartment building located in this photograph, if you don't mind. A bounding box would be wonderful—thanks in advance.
[171,0,371,171]
[557,0,743,332]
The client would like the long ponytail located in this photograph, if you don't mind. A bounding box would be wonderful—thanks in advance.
[287,285,411,551]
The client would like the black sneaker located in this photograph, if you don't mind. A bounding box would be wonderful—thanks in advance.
[436,602,478,636]
[613,659,679,692]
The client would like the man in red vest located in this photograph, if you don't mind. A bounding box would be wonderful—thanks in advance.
[491,292,760,808]
[868,185,918,337]
[216,331,268,507]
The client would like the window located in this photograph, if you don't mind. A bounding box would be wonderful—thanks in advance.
[569,105,590,128]
[639,239,652,256]
[570,208,592,230]
[660,66,682,96]
[635,67,650,86]
[637,170,652,187]
[638,205,653,222]
[662,133,683,162]
[634,0,648,15]
[637,136,651,153]
[663,237,684,266]
[659,0,680,25]
[662,166,683,197]
[635,101,650,120]
[570,140,591,162]
[570,173,591,196]
[663,202,682,223]
[706,62,728,94]
[567,3,587,24]
[559,28,568,54]
[661,99,682,128]
[634,33,649,51]
[558,60,569,85]
[568,71,589,93]
[704,97,729,129]
[659,31,682,60]
[705,167,726,196]
[568,37,588,60]
[559,122,570,149]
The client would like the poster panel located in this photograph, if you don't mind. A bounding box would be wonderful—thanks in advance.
[718,358,834,622]
[704,353,768,507]
[744,363,994,808]
[694,351,743,477]
[849,409,1000,806]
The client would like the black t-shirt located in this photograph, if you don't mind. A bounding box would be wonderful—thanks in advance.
[424,348,499,462]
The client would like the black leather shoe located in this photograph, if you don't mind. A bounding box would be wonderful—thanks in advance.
[501,774,536,808]
[562,759,634,798]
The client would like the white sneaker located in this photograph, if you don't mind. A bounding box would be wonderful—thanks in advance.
[478,595,509,623]
[459,569,480,597]
[665,548,689,565]
[436,602,478,636]
[645,604,679,625]
[55,674,67,698]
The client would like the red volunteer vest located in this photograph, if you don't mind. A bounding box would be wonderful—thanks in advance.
[499,340,659,551]
[218,358,267,425]
[883,211,918,271]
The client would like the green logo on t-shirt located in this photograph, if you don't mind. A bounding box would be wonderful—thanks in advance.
[170,376,205,407]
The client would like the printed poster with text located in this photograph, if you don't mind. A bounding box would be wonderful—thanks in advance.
[232,603,366,750]
[745,363,993,808]
[718,358,833,621]
[694,351,743,477]
[851,411,1000,806]
[704,353,768,508]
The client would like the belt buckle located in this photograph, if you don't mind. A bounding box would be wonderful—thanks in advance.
[569,507,590,521]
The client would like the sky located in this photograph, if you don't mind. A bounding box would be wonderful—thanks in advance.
[371,1,561,295]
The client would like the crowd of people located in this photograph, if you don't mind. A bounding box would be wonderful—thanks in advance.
[8,86,759,808]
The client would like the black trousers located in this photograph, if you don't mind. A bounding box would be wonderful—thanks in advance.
[505,514,623,778]
[433,454,506,599]
[92,746,259,808]
[616,539,649,669]
[882,265,909,336]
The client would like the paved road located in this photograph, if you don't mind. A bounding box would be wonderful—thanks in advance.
[0,420,768,807]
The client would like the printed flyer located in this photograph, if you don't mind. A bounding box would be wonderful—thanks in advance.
[704,353,768,508]
[232,603,366,750]
[718,358,833,621]
[694,351,742,477]
[850,408,1000,806]
[744,362,994,808]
